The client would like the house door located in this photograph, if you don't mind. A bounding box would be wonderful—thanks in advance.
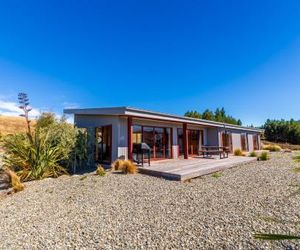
[222,132,232,152]
[95,125,112,164]
[188,130,201,155]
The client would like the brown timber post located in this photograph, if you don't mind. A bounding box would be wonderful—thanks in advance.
[127,117,133,160]
[183,123,188,159]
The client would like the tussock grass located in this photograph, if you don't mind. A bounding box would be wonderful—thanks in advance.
[257,152,269,161]
[293,155,300,163]
[234,149,245,156]
[96,165,106,176]
[249,151,258,157]
[263,144,281,152]
[111,159,137,174]
[292,167,300,173]
[212,172,222,178]
[6,169,24,192]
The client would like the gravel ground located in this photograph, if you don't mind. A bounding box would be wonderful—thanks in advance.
[0,152,300,249]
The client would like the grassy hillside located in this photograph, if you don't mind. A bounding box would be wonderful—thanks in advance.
[0,115,35,136]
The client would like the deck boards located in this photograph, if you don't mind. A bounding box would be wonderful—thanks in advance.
[138,156,256,181]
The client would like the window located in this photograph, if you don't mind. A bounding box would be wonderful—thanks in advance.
[241,134,248,151]
[133,125,172,159]
[95,125,112,163]
[253,134,259,150]
[133,125,142,143]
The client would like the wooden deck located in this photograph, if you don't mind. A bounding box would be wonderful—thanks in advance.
[138,156,256,181]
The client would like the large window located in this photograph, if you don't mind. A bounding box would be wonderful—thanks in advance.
[253,134,259,150]
[133,125,142,143]
[241,134,248,151]
[221,132,232,152]
[177,128,204,156]
[133,125,172,159]
[95,125,112,163]
[177,128,183,156]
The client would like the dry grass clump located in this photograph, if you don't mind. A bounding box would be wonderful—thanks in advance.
[111,159,137,174]
[249,151,257,157]
[111,159,125,171]
[292,167,300,173]
[234,149,245,156]
[257,151,270,161]
[212,172,222,178]
[95,165,106,176]
[262,144,281,152]
[6,169,24,192]
[293,155,300,163]
[262,140,300,151]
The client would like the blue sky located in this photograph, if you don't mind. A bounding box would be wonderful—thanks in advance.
[0,0,300,126]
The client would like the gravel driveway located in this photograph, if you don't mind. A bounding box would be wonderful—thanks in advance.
[0,153,300,249]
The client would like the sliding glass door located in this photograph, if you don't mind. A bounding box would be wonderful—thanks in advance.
[95,125,112,163]
[133,125,171,159]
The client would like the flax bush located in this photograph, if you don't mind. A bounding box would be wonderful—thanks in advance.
[1,113,87,181]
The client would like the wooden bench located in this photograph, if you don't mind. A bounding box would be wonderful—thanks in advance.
[199,146,229,159]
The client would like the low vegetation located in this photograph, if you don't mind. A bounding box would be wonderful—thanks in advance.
[292,167,300,173]
[293,155,300,163]
[234,149,245,156]
[254,233,300,241]
[262,144,281,152]
[111,159,137,174]
[6,169,24,192]
[249,151,257,157]
[211,172,222,178]
[257,152,269,161]
[0,94,87,182]
[96,165,106,176]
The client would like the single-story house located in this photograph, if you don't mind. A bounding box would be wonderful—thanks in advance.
[64,107,263,165]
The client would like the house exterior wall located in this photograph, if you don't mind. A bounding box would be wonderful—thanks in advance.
[74,115,124,162]
[217,127,261,152]
[206,127,219,146]
[132,118,182,159]
[74,114,262,164]
[231,133,242,151]
[247,134,254,152]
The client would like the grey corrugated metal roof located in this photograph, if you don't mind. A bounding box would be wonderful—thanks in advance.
[64,106,263,133]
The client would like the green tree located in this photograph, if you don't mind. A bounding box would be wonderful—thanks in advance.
[184,110,202,119]
[202,109,215,121]
[184,107,242,125]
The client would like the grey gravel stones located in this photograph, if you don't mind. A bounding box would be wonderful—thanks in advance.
[0,152,300,249]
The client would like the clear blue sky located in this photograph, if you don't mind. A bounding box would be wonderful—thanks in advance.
[0,0,300,126]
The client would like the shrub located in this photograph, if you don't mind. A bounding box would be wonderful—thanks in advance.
[258,152,269,161]
[111,159,125,171]
[293,155,300,163]
[2,131,69,181]
[234,149,245,156]
[0,112,87,181]
[6,169,24,192]
[212,172,222,178]
[111,159,137,174]
[249,151,257,157]
[96,165,106,176]
[120,160,137,174]
[292,167,300,173]
[263,144,281,152]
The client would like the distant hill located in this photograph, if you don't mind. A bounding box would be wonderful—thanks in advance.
[0,115,36,136]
